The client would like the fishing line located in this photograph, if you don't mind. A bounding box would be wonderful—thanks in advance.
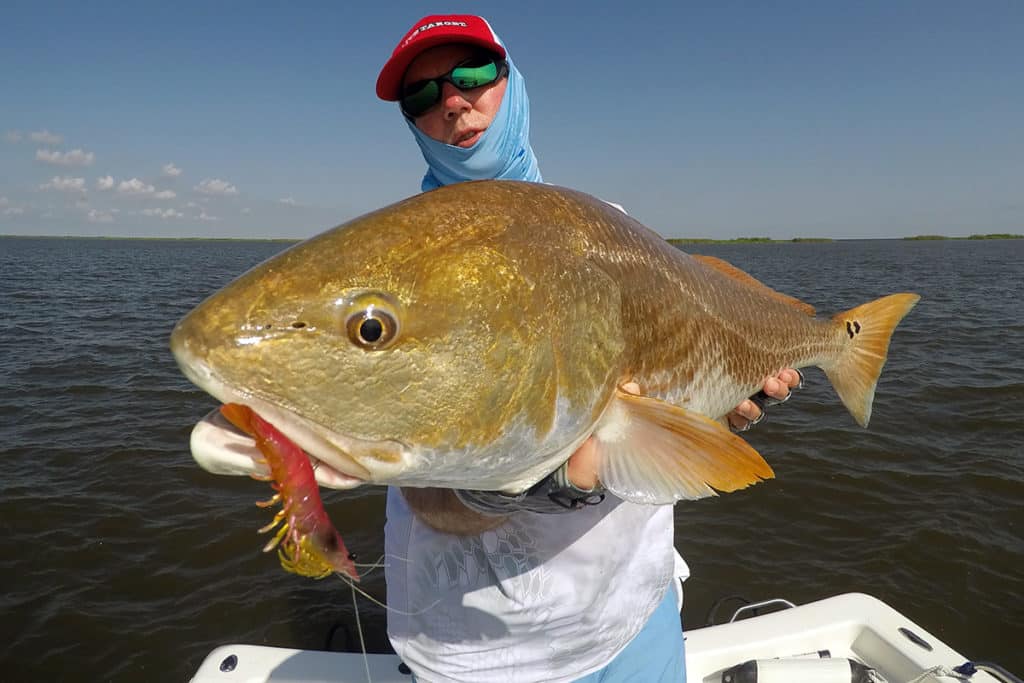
[351,552,416,573]
[351,553,396,574]
[350,581,372,683]
[334,572,441,616]
[334,556,441,683]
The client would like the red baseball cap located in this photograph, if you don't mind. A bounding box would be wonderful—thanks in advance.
[376,15,506,101]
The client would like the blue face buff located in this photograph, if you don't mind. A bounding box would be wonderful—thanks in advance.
[405,52,543,191]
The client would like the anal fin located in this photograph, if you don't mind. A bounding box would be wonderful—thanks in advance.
[594,389,774,504]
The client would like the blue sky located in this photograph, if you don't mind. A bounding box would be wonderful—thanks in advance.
[2,2,1021,239]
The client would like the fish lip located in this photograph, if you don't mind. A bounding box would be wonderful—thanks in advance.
[191,407,369,490]
[175,355,375,486]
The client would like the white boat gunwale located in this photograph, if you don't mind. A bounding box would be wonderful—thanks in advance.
[189,592,1015,683]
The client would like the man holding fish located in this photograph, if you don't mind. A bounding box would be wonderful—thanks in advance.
[171,6,922,679]
[171,11,916,682]
[375,15,802,682]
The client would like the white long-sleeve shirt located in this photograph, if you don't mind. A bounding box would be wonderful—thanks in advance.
[384,488,687,683]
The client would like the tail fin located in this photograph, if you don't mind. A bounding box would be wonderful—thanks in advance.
[824,293,920,427]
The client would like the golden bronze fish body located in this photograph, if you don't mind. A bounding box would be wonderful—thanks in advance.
[172,180,917,504]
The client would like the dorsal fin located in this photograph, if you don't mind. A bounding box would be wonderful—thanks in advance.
[691,254,816,316]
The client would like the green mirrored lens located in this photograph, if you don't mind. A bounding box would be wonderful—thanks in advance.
[400,60,502,117]
[401,80,440,117]
[450,61,498,89]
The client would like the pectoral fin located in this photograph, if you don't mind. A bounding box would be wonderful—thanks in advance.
[593,389,774,504]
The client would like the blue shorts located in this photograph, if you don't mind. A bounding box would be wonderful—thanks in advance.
[572,584,686,682]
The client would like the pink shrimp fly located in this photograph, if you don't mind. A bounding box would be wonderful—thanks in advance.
[220,403,359,581]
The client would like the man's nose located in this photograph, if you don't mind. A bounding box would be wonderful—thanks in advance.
[441,82,472,118]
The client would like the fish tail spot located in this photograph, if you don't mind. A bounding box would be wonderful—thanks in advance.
[826,293,920,427]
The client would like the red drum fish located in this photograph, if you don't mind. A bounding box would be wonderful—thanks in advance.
[171,180,918,563]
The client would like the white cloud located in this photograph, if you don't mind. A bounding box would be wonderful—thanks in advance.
[117,178,156,195]
[279,196,299,206]
[87,208,115,223]
[36,148,95,167]
[40,176,86,193]
[142,207,184,219]
[30,129,62,145]
[186,201,199,208]
[241,207,251,215]
[162,162,182,177]
[198,210,219,222]
[0,197,8,206]
[195,178,238,196]
[4,207,25,216]
[4,131,22,143]
[104,177,176,199]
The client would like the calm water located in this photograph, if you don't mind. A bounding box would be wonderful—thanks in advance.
[1,235,1021,681]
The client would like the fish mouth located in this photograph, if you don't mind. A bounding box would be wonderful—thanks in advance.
[190,407,368,489]
[177,355,392,489]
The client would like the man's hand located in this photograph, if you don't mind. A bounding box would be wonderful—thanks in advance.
[565,370,803,490]
[726,368,803,432]
[564,381,641,491]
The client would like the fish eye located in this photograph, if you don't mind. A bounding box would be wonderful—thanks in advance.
[360,318,383,342]
[345,304,399,350]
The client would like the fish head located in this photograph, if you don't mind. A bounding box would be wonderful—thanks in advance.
[171,183,623,491]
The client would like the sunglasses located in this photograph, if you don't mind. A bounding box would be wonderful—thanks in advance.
[400,58,509,118]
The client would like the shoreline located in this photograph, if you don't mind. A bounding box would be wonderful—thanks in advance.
[668,233,1022,245]
[0,234,299,243]
[1,233,1020,244]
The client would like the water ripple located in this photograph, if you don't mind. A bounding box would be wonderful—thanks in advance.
[2,236,1022,679]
